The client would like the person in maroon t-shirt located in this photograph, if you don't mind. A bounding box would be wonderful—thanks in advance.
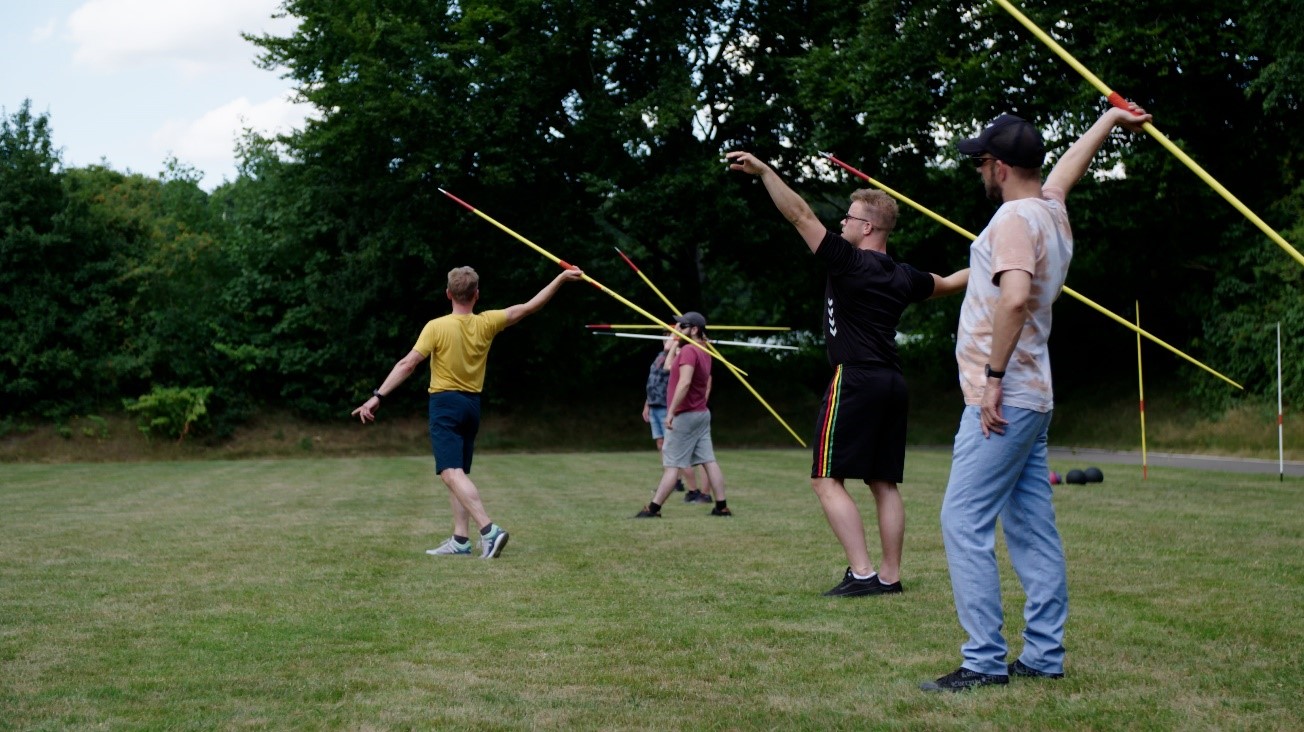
[635,312,732,518]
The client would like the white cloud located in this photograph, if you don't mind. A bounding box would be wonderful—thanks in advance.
[31,18,58,43]
[67,0,296,74]
[150,91,314,185]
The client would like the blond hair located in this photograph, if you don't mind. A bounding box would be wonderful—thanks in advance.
[446,266,480,304]
[849,189,898,232]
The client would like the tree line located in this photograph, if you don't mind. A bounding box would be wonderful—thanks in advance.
[2,0,1299,439]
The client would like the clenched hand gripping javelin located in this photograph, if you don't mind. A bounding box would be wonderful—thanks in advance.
[993,0,1303,269]
[820,153,1242,390]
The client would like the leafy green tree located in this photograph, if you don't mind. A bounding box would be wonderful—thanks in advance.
[2,101,240,423]
[0,101,81,416]
[791,0,1302,405]
[238,1,859,416]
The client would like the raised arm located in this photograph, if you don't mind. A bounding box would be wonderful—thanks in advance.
[726,151,827,253]
[1044,103,1151,196]
[929,268,970,299]
[503,267,584,327]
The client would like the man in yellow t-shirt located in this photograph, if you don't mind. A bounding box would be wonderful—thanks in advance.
[352,265,583,559]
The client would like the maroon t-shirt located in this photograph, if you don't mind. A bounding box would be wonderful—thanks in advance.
[667,342,712,414]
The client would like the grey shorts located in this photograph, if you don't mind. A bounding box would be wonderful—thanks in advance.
[661,410,715,469]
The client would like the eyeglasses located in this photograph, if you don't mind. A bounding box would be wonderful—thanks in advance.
[842,214,875,225]
[969,156,998,168]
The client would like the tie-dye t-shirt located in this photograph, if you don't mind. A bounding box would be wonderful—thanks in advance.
[954,186,1072,413]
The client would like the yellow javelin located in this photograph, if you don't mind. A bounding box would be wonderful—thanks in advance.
[587,324,791,332]
[438,189,750,378]
[992,0,1304,269]
[820,153,1243,390]
[611,247,807,447]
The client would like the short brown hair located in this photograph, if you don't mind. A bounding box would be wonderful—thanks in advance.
[446,266,480,304]
[849,189,898,232]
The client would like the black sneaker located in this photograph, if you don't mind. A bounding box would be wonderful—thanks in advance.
[1009,659,1064,679]
[693,492,713,504]
[634,505,661,518]
[683,489,702,503]
[822,567,903,597]
[709,505,732,516]
[674,479,686,492]
[920,667,1009,692]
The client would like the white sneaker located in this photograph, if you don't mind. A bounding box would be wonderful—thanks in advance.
[426,537,472,556]
[479,525,509,559]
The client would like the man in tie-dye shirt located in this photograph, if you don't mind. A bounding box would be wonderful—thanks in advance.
[922,104,1151,693]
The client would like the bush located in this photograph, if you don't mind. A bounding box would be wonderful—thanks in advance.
[124,387,213,442]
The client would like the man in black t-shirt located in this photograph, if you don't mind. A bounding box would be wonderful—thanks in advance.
[728,151,969,597]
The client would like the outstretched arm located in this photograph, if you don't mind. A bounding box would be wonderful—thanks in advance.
[503,267,584,327]
[352,349,425,423]
[1045,103,1151,196]
[929,268,970,299]
[726,152,827,253]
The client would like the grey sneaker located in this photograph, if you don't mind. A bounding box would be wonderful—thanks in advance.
[426,537,472,556]
[480,525,510,559]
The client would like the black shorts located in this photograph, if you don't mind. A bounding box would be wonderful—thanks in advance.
[429,391,481,473]
[810,364,909,483]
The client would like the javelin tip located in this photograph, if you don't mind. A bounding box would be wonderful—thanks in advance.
[613,247,638,269]
[438,188,475,212]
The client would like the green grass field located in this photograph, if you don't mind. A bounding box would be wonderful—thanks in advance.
[3,450,1301,730]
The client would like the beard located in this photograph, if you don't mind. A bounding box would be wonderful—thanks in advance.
[984,177,1004,204]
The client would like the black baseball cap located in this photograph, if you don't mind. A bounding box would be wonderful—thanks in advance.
[957,114,1045,169]
[675,311,707,330]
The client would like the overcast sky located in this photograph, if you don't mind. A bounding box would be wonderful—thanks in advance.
[1,0,314,190]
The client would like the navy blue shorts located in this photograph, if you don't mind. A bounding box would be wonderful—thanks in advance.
[428,391,481,473]
[811,365,909,483]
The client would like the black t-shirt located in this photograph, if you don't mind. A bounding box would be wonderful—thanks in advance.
[815,230,935,371]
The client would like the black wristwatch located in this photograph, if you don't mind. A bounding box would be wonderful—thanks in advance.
[985,364,1005,380]
[372,389,384,399]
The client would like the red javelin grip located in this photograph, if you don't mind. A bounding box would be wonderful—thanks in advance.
[1106,91,1145,116]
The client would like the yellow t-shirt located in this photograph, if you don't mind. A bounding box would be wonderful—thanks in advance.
[413,310,509,393]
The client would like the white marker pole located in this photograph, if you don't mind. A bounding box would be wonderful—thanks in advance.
[1278,322,1284,482]
[1137,302,1148,480]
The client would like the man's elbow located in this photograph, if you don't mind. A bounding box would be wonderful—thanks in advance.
[997,295,1030,317]
[503,305,531,325]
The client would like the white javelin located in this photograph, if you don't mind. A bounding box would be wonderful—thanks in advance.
[590,331,797,351]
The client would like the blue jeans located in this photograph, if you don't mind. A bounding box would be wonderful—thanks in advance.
[648,405,668,440]
[940,406,1067,676]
